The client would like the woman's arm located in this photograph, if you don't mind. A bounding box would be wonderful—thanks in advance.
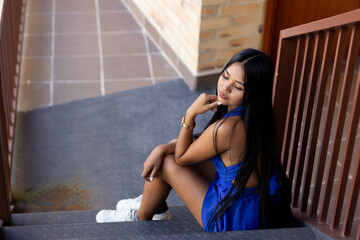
[141,139,177,182]
[175,93,222,165]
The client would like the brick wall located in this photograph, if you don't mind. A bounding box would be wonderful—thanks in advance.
[126,0,201,74]
[123,0,266,89]
[199,0,265,73]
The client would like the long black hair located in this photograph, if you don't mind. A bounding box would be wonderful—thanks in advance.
[203,48,293,230]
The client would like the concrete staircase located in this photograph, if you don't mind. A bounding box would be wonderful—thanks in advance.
[1,206,323,240]
[5,80,335,239]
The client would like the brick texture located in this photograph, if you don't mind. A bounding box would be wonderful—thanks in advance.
[199,0,266,73]
[131,0,266,86]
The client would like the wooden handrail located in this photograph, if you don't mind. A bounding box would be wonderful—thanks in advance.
[0,0,25,225]
[280,9,360,39]
[273,9,360,239]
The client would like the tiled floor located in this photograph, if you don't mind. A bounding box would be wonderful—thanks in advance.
[18,0,180,111]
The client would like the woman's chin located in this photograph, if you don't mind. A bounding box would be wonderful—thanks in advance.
[217,96,228,103]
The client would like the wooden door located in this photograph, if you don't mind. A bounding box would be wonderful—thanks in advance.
[262,0,360,62]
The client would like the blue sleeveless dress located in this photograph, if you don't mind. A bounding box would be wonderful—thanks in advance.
[201,105,281,232]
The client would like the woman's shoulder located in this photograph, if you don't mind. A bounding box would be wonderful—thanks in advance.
[212,116,245,141]
[211,116,246,161]
[214,116,245,132]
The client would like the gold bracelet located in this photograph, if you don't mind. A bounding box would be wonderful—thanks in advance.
[181,116,195,130]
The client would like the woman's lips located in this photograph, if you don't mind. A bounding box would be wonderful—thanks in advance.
[219,90,228,100]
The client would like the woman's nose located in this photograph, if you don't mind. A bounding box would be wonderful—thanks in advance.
[223,81,233,92]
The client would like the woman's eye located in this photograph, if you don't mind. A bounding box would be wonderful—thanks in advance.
[235,85,243,91]
[222,73,229,80]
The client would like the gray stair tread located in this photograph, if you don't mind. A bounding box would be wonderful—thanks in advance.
[3,219,202,240]
[12,206,193,226]
[60,227,317,240]
[3,220,317,240]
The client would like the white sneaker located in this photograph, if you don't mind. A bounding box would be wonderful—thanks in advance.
[116,194,171,221]
[152,209,171,220]
[96,209,137,223]
[116,194,142,211]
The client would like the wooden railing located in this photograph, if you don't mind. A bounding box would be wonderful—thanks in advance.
[0,0,25,225]
[273,9,360,239]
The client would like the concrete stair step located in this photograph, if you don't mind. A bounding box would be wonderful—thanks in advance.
[4,206,323,240]
[59,227,318,240]
[11,206,193,226]
[3,220,317,240]
[3,219,202,240]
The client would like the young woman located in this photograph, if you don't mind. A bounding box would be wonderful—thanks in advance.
[96,48,293,231]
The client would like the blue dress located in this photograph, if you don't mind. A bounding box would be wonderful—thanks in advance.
[201,106,281,232]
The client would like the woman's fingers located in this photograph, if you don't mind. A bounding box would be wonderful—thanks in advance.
[203,94,221,107]
[149,165,159,182]
[207,100,222,112]
[211,103,222,112]
[142,162,160,182]
[192,93,221,114]
[141,164,152,181]
[202,93,218,104]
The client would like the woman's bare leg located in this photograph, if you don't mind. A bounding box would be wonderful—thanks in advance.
[137,154,214,226]
[136,177,172,220]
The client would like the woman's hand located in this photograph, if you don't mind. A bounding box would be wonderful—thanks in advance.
[141,145,165,182]
[187,93,221,119]
[142,139,177,182]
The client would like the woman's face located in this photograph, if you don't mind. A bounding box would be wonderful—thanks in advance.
[217,62,244,111]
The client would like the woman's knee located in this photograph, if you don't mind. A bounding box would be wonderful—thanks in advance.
[160,154,182,180]
[162,154,177,171]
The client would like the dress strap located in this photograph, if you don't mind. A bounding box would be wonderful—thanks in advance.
[223,105,246,118]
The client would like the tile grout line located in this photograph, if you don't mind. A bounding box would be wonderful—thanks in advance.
[50,0,56,106]
[121,0,182,83]
[24,30,142,37]
[95,0,105,96]
[143,32,155,85]
[18,75,179,84]
[21,52,170,59]
[25,9,128,16]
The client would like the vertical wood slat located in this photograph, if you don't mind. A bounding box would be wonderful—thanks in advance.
[290,34,314,207]
[2,1,11,162]
[11,0,21,96]
[7,0,19,159]
[309,30,336,218]
[10,0,18,113]
[5,0,13,136]
[342,150,360,235]
[0,78,12,225]
[1,9,9,149]
[8,0,16,82]
[284,37,306,184]
[2,0,12,200]
[5,0,13,152]
[330,25,360,230]
[340,64,360,236]
[272,37,297,164]
[298,32,325,212]
[279,37,303,172]
[280,37,304,172]
[2,35,10,139]
[319,28,348,222]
